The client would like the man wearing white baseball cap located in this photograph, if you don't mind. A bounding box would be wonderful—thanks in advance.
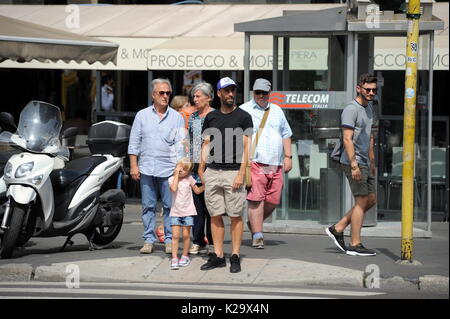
[240,78,293,249]
[198,77,253,273]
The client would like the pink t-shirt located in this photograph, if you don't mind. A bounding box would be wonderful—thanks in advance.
[168,175,197,217]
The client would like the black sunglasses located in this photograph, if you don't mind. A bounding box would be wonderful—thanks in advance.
[254,90,269,95]
[360,87,377,93]
[158,91,171,96]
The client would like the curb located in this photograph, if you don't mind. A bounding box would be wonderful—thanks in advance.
[419,275,449,293]
[1,259,448,294]
[376,275,449,293]
[1,257,365,288]
[0,264,34,281]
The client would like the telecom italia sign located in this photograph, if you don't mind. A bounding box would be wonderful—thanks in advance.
[269,92,337,109]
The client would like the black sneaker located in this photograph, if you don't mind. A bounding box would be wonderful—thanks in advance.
[326,224,347,252]
[346,243,376,256]
[200,254,226,270]
[230,254,241,273]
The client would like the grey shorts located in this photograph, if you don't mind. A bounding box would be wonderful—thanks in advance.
[340,164,376,196]
[203,168,246,218]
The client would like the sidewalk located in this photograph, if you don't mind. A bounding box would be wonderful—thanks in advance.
[0,203,448,294]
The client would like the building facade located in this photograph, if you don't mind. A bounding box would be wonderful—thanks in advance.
[0,2,448,235]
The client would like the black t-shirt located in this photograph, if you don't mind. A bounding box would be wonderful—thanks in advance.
[202,107,253,170]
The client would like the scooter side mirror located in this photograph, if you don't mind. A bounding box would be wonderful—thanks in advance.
[0,112,17,131]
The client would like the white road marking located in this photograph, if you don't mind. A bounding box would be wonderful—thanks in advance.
[0,281,385,298]
[0,287,329,299]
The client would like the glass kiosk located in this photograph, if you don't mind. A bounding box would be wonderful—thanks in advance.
[235,1,443,235]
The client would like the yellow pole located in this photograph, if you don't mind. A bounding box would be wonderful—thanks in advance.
[401,0,421,262]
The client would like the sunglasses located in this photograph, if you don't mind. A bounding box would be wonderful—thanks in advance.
[360,87,377,93]
[254,90,269,96]
[158,91,171,96]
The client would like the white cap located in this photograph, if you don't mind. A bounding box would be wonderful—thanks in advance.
[217,77,238,90]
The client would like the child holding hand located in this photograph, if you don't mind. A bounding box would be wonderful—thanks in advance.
[169,158,204,269]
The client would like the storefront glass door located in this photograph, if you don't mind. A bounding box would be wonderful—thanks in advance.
[273,36,347,223]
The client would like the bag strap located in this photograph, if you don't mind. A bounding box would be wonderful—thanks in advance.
[249,107,270,164]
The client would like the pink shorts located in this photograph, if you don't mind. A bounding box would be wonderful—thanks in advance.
[246,162,284,205]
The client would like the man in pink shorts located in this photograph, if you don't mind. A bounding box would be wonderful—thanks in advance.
[239,79,293,249]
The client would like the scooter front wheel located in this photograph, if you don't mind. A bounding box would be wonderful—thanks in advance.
[0,203,26,259]
[91,218,123,246]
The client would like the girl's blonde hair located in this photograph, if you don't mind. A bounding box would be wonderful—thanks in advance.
[170,95,189,112]
[178,157,194,174]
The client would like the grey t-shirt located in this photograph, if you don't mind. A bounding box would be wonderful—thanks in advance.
[339,100,373,167]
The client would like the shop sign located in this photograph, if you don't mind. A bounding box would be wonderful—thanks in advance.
[0,37,447,71]
[374,47,448,70]
[147,49,328,71]
[269,91,336,109]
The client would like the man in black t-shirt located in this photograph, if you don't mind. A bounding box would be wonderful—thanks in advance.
[198,77,253,273]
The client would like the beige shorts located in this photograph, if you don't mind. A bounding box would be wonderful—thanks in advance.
[203,168,246,218]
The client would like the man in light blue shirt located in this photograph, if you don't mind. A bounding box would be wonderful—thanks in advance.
[239,78,293,249]
[128,78,185,255]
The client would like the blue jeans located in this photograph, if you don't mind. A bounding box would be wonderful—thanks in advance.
[140,174,172,244]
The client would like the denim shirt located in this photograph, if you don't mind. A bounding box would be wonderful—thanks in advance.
[128,105,186,178]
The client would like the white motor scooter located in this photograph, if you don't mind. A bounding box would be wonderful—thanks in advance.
[0,101,129,259]
[0,112,78,221]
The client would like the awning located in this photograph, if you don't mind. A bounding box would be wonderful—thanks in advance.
[0,3,447,71]
[0,15,118,64]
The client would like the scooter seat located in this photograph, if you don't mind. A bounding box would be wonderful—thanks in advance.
[50,156,107,189]
[50,156,107,222]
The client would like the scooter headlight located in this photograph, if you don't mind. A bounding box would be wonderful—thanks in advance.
[4,162,13,179]
[15,162,34,178]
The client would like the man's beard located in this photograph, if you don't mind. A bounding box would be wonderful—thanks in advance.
[222,98,235,108]
[361,94,374,103]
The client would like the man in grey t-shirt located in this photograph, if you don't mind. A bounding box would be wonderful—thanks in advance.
[326,74,378,257]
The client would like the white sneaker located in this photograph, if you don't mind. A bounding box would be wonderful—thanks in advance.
[178,255,191,267]
[139,243,154,254]
[252,237,264,249]
[189,244,201,255]
[165,242,172,254]
[171,258,179,270]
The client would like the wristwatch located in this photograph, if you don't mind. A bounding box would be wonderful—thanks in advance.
[284,155,293,159]
[351,165,359,171]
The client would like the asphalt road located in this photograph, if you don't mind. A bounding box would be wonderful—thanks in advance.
[0,280,447,300]
[0,203,448,299]
[0,221,448,288]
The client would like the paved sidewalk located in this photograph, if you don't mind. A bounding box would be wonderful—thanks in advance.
[0,203,448,294]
